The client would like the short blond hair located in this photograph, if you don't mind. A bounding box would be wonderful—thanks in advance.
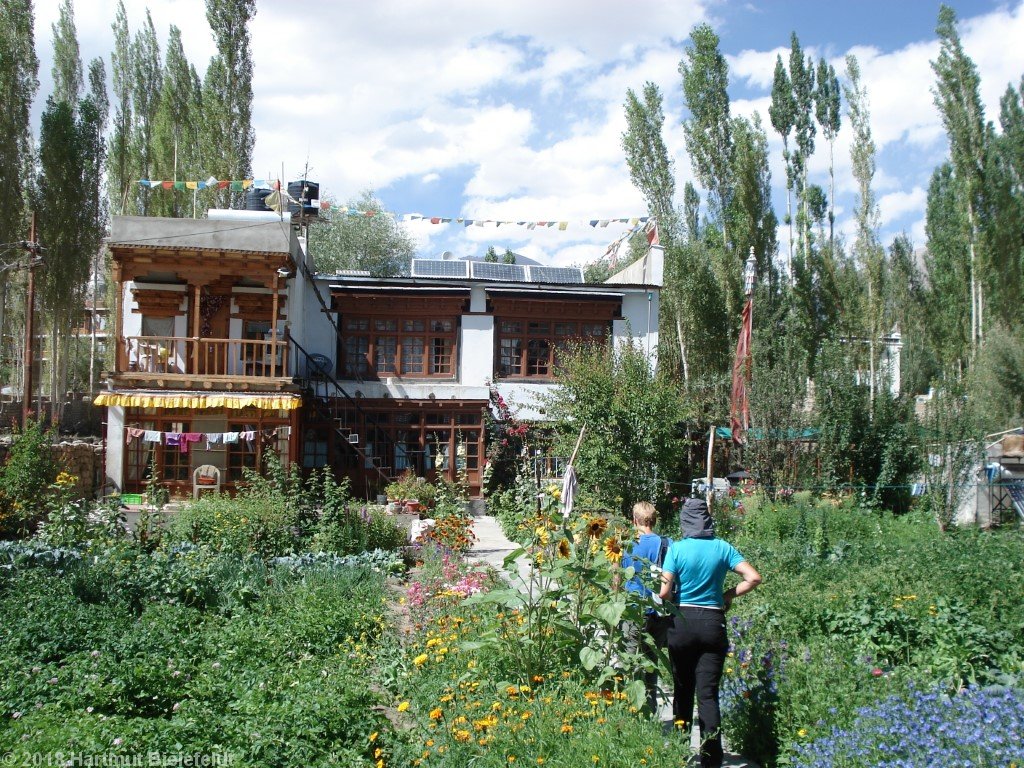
[632,501,657,527]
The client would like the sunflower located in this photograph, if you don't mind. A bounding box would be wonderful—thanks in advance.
[557,538,571,558]
[603,536,623,564]
[584,517,608,538]
[534,526,550,546]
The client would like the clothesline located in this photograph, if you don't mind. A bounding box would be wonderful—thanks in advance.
[123,425,291,454]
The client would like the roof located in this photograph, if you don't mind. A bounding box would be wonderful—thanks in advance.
[109,216,293,255]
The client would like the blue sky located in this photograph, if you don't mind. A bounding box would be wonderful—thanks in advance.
[32,0,1024,268]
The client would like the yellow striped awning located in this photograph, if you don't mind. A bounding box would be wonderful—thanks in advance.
[93,391,301,411]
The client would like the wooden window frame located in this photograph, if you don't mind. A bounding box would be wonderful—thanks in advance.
[339,313,458,380]
[495,317,609,381]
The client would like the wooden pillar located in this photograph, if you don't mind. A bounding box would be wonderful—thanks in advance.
[113,265,124,373]
[192,284,201,374]
[271,271,280,378]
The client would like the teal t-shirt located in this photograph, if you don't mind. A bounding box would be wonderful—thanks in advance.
[662,538,745,608]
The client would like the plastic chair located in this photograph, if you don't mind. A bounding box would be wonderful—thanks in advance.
[192,465,221,498]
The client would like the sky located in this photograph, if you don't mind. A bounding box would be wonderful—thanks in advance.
[29,0,1024,270]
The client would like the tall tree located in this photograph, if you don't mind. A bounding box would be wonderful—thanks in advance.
[727,113,779,296]
[679,23,734,251]
[152,25,203,218]
[923,162,971,372]
[932,4,988,355]
[844,54,885,403]
[86,57,108,393]
[50,0,82,107]
[201,0,256,209]
[815,57,841,251]
[769,54,796,279]
[622,82,687,379]
[108,0,133,215]
[130,10,161,215]
[0,0,38,376]
[789,33,816,268]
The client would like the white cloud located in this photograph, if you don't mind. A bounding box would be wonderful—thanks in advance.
[878,187,927,227]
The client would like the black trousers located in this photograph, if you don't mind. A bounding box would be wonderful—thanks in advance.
[667,606,728,768]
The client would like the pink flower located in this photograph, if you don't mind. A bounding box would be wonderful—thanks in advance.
[871,667,883,677]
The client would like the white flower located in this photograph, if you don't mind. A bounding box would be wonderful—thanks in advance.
[113,738,122,746]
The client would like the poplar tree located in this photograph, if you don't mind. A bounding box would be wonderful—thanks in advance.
[108,0,133,214]
[50,0,82,107]
[769,54,796,279]
[130,10,162,215]
[201,0,256,209]
[0,0,38,370]
[152,25,203,218]
[789,33,816,267]
[844,54,884,404]
[679,24,734,251]
[815,57,841,251]
[727,114,779,296]
[622,82,686,378]
[932,4,988,355]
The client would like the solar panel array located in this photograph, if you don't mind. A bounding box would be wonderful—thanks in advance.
[470,262,528,282]
[410,259,587,284]
[410,258,469,278]
[528,265,584,284]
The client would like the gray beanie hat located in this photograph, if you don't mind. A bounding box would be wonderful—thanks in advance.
[679,497,715,539]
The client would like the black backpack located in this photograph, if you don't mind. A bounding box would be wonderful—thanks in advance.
[655,535,671,568]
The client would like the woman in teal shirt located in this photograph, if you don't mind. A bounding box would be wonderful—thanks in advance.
[659,498,762,768]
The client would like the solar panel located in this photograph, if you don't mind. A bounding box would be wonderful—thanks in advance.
[470,262,528,282]
[410,259,469,278]
[528,266,585,284]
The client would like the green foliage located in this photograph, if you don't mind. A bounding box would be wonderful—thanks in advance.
[0,548,394,765]
[544,338,683,513]
[385,469,436,508]
[967,325,1024,431]
[0,420,60,536]
[309,189,416,276]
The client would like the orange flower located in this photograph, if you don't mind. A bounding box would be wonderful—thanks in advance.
[603,536,623,564]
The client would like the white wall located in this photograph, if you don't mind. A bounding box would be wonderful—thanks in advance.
[616,289,660,370]
[105,405,125,490]
[460,314,494,387]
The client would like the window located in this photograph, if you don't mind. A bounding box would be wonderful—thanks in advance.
[339,314,457,379]
[243,319,272,340]
[496,318,608,379]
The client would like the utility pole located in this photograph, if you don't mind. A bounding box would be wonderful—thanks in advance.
[21,212,40,429]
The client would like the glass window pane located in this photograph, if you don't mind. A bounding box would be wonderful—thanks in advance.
[527,338,550,376]
[432,319,453,332]
[554,322,576,336]
[500,320,521,334]
[528,321,549,335]
[403,319,425,332]
[499,337,522,376]
[375,336,397,372]
[401,336,424,373]
[431,337,453,375]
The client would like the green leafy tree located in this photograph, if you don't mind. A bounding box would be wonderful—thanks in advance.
[815,57,842,250]
[484,246,498,263]
[727,113,779,297]
[932,4,989,355]
[789,33,816,267]
[543,338,683,514]
[130,9,161,215]
[769,54,796,278]
[923,162,971,372]
[50,0,82,106]
[968,327,1024,432]
[844,54,885,405]
[108,0,134,214]
[200,0,256,209]
[502,248,516,265]
[151,25,203,218]
[885,233,934,395]
[307,191,415,276]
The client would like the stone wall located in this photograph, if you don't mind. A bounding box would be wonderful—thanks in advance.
[0,439,104,500]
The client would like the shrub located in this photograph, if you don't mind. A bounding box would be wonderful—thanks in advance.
[166,495,303,557]
[0,419,60,537]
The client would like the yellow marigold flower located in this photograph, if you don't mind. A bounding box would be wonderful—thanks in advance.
[506,685,520,697]
[429,707,443,721]
[425,739,434,747]
[521,711,532,720]
[426,638,441,648]
[454,729,471,743]
[440,694,454,703]
[560,724,574,735]
[603,537,623,564]
[414,654,429,667]
[507,757,516,764]
[376,760,384,768]
[798,728,808,738]
[397,701,410,712]
[374,748,382,759]
[369,732,379,742]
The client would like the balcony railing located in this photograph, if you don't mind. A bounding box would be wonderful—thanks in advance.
[119,336,289,379]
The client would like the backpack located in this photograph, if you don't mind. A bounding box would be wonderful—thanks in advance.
[655,535,671,568]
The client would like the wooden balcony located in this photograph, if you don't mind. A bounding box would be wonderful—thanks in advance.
[111,335,292,391]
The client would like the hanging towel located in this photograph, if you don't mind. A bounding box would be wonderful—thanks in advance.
[206,433,223,450]
[143,430,162,443]
[240,430,256,442]
[126,427,145,445]
[181,433,203,454]
[223,432,240,444]
[165,433,183,450]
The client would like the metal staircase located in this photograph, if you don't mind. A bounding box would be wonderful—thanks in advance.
[289,333,400,487]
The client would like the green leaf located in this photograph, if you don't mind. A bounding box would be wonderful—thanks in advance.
[596,597,626,628]
[624,679,647,710]
[580,646,604,671]
[503,547,526,570]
